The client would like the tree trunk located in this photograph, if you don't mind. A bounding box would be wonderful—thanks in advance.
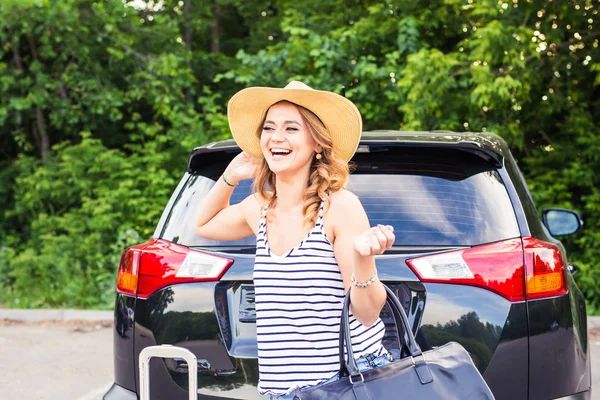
[28,34,50,162]
[184,0,192,51]
[58,83,68,99]
[183,0,193,102]
[12,40,24,70]
[36,108,49,162]
[31,121,41,151]
[211,0,220,53]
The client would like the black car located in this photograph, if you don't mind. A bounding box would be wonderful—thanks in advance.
[103,131,590,400]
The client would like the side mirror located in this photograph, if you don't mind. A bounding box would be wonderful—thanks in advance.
[567,264,579,275]
[542,208,583,237]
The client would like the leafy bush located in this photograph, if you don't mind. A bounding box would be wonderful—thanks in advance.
[0,136,176,308]
[1,0,599,311]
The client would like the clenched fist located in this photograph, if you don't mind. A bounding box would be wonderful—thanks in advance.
[353,224,395,256]
[223,152,258,185]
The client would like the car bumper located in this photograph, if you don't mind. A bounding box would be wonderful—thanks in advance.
[102,382,592,400]
[554,389,591,400]
[103,383,137,400]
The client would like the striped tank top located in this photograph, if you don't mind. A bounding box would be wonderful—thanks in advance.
[253,198,388,396]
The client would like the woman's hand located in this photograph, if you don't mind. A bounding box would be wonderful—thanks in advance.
[223,152,258,185]
[353,224,395,256]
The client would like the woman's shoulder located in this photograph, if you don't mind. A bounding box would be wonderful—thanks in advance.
[241,191,271,213]
[324,189,366,239]
[327,188,364,214]
[239,192,272,234]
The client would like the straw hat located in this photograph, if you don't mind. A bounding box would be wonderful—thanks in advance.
[227,81,362,162]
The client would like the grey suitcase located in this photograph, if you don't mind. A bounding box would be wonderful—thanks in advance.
[139,344,198,400]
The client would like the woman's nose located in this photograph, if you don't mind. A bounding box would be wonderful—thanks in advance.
[271,127,285,142]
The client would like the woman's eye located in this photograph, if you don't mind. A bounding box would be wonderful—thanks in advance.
[287,127,299,131]
[262,126,274,131]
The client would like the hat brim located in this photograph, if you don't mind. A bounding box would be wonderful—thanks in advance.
[227,86,362,162]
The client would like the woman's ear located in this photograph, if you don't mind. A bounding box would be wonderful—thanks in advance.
[315,144,323,153]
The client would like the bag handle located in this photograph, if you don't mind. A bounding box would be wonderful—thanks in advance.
[338,284,423,377]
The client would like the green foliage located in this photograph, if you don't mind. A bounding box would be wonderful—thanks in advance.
[1,0,599,311]
[217,0,600,313]
[0,136,175,307]
[0,0,214,308]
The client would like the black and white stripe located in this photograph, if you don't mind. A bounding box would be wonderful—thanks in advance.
[254,199,388,396]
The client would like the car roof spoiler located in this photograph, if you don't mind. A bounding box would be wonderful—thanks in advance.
[187,139,503,174]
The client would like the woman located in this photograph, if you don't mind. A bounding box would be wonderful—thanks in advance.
[195,81,395,399]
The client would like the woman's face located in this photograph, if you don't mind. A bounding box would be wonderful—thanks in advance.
[260,102,320,176]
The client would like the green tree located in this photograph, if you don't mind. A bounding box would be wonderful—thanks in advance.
[1,0,599,311]
[219,0,600,312]
[0,0,204,307]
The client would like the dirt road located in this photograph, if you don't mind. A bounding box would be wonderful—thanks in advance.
[0,320,113,400]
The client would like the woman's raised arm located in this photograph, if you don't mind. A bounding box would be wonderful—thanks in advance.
[195,152,258,241]
[330,190,394,327]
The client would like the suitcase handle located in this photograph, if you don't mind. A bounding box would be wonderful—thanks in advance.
[139,345,198,400]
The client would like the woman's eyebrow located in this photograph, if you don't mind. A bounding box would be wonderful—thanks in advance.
[264,120,302,125]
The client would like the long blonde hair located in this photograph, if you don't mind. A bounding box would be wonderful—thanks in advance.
[253,101,351,226]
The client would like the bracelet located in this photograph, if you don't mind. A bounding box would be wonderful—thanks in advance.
[222,174,237,187]
[351,272,378,288]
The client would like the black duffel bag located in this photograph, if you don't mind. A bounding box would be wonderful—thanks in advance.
[294,284,495,400]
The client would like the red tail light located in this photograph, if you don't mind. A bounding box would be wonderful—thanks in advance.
[116,239,234,299]
[406,237,568,302]
[406,238,525,301]
[116,244,143,297]
[523,237,568,300]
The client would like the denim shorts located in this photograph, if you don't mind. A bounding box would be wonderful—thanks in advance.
[268,352,393,400]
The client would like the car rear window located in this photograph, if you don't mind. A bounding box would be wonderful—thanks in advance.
[160,147,520,248]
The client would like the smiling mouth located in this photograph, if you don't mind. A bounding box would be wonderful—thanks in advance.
[270,149,292,157]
